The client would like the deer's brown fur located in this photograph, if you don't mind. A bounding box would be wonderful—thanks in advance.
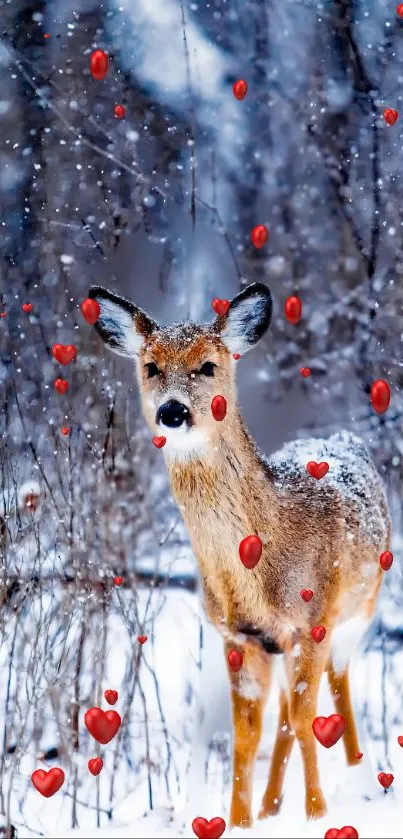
[88,282,391,829]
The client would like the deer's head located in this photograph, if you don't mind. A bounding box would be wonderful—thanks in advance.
[88,283,272,459]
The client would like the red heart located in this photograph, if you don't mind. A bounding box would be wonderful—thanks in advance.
[300,588,314,602]
[88,757,103,776]
[233,353,241,360]
[379,551,393,571]
[312,714,345,748]
[239,534,262,569]
[383,108,398,126]
[307,461,329,480]
[61,427,70,436]
[300,367,311,377]
[104,689,118,705]
[212,299,230,317]
[398,735,403,747]
[52,344,76,365]
[84,707,121,744]
[138,634,147,645]
[114,576,123,586]
[54,378,69,394]
[227,649,243,672]
[81,298,101,325]
[152,435,166,449]
[22,303,33,313]
[31,767,65,797]
[311,624,326,643]
[355,752,363,759]
[325,828,358,839]
[378,771,393,789]
[192,817,226,839]
[211,395,227,421]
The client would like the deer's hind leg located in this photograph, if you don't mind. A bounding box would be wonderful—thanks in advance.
[226,640,273,829]
[258,687,295,819]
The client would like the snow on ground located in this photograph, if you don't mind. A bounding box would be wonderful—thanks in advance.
[13,585,403,839]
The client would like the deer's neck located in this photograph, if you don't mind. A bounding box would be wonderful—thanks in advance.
[166,410,278,536]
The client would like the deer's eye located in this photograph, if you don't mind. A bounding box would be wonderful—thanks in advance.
[145,362,160,379]
[198,361,216,377]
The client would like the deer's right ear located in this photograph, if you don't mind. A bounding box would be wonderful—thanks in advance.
[88,286,157,357]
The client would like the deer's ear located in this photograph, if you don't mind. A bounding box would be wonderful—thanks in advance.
[88,286,157,357]
[218,283,272,354]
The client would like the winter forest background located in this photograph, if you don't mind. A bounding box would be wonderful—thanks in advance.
[1,0,403,837]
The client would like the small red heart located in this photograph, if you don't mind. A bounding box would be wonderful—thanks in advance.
[31,767,65,797]
[114,576,123,586]
[370,379,391,414]
[355,752,363,759]
[84,707,121,744]
[44,33,50,38]
[300,367,311,378]
[81,298,101,324]
[383,108,398,125]
[284,295,302,325]
[211,395,227,421]
[227,649,243,672]
[311,625,326,643]
[22,303,33,313]
[233,353,241,360]
[114,104,126,119]
[104,689,118,705]
[251,224,268,249]
[239,534,262,569]
[378,771,393,789]
[398,735,403,747]
[61,427,70,436]
[379,551,393,571]
[152,435,166,449]
[52,344,76,365]
[88,757,103,776]
[307,461,329,480]
[212,299,230,317]
[54,378,69,394]
[232,79,248,100]
[300,588,314,602]
[325,828,358,839]
[138,634,147,645]
[0,312,7,318]
[312,714,345,748]
[192,817,226,839]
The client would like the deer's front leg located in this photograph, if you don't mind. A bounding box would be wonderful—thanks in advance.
[284,635,331,820]
[225,640,273,829]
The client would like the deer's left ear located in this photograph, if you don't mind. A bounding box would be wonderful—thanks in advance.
[88,286,157,357]
[217,283,272,355]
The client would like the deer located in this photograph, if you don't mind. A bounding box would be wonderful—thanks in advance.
[88,281,391,829]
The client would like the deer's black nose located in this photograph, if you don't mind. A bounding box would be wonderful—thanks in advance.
[157,399,191,429]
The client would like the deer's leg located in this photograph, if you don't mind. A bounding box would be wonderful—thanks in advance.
[258,688,295,819]
[285,637,331,820]
[226,640,273,829]
[327,663,361,765]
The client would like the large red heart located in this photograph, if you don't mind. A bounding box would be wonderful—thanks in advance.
[325,828,358,838]
[52,344,76,365]
[307,461,329,480]
[192,817,226,839]
[312,714,345,748]
[31,767,65,797]
[378,771,393,789]
[84,707,121,744]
